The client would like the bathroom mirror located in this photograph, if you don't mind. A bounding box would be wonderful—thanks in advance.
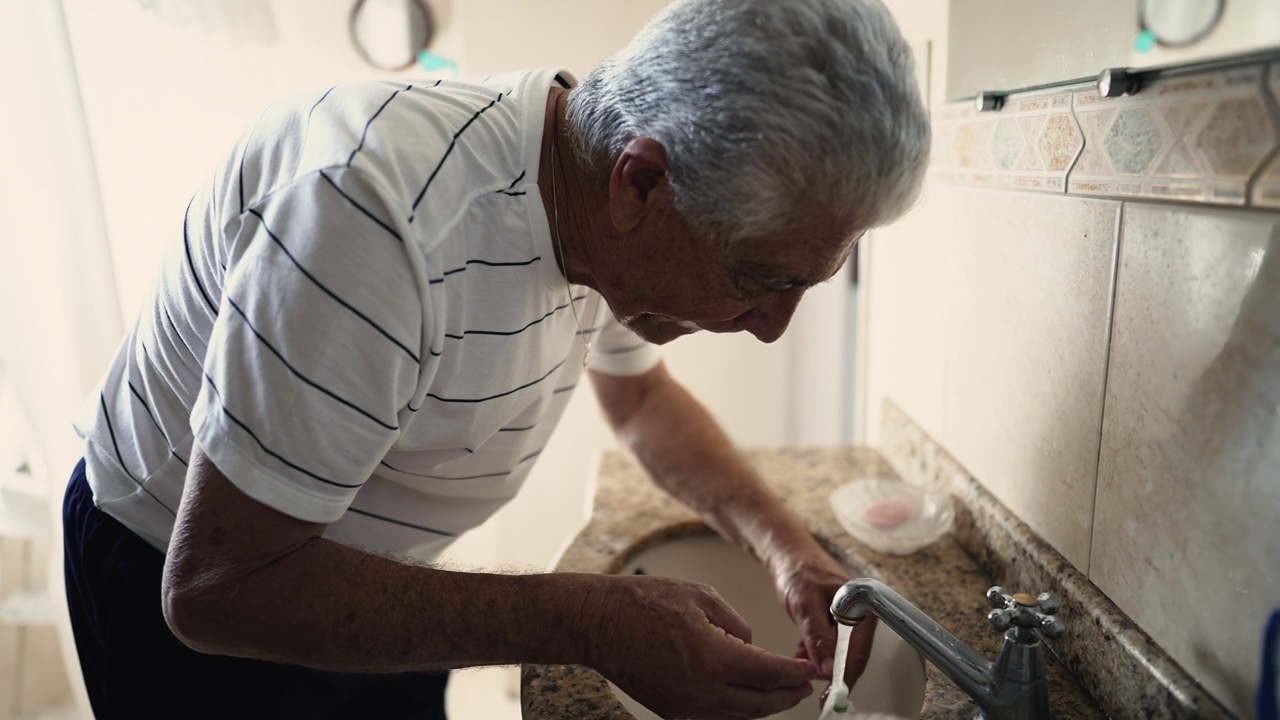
[350,0,433,71]
[1140,0,1224,46]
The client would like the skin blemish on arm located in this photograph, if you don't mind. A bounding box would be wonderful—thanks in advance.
[210,526,229,546]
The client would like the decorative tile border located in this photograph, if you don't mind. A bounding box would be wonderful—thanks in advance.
[932,59,1280,209]
[933,87,1081,191]
[879,398,1236,720]
[1253,63,1280,208]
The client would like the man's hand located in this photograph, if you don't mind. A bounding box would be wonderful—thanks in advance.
[772,551,877,691]
[587,574,818,720]
[589,364,875,709]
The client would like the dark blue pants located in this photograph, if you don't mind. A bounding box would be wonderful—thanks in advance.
[62,460,450,719]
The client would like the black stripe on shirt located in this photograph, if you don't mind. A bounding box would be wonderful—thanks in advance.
[427,256,542,284]
[99,392,176,515]
[378,459,506,481]
[100,392,140,483]
[246,208,421,364]
[307,86,336,126]
[496,170,528,196]
[347,84,411,168]
[183,197,218,315]
[132,347,192,472]
[161,303,198,360]
[442,294,583,340]
[409,79,444,93]
[226,295,400,431]
[127,380,167,441]
[318,169,402,243]
[410,93,506,220]
[203,374,363,489]
[498,424,537,433]
[553,384,577,395]
[379,448,540,481]
[425,358,566,404]
[346,507,455,537]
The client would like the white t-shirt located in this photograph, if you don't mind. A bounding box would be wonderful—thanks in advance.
[75,68,659,561]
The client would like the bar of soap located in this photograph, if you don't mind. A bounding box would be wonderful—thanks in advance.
[830,477,955,555]
[862,499,911,529]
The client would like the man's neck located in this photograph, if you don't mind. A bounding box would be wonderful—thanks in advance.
[539,87,609,291]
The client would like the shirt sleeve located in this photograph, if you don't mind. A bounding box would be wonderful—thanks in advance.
[191,167,424,523]
[587,304,661,377]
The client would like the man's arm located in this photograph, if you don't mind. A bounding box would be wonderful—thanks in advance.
[590,361,875,682]
[163,443,604,671]
[163,441,817,718]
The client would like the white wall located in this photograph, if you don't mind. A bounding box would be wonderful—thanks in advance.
[61,0,465,322]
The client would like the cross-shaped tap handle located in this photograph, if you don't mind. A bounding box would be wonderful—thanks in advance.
[985,586,1066,640]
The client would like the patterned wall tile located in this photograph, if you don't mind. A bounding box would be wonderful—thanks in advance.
[931,89,1080,192]
[1253,62,1280,209]
[934,58,1280,209]
[1105,107,1163,174]
[1068,65,1275,204]
[990,117,1024,169]
[1198,96,1274,176]
[1038,112,1083,174]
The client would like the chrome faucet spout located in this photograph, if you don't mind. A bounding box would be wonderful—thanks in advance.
[830,578,1065,720]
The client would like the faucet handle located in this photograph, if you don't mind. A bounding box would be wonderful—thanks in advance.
[985,586,1066,640]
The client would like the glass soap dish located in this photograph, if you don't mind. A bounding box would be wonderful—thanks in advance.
[829,477,954,555]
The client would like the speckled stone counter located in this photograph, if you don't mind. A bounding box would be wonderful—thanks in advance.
[520,400,1232,719]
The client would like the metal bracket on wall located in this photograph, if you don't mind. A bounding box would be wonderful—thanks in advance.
[971,47,1280,110]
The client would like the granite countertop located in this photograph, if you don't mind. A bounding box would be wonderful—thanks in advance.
[520,446,1107,720]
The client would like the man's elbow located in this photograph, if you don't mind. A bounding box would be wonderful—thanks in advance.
[160,553,238,655]
[161,577,223,654]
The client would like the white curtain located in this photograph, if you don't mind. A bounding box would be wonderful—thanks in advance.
[0,1,126,715]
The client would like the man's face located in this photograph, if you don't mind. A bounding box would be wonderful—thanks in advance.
[595,203,858,346]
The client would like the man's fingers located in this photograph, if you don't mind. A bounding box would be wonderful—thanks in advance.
[802,616,838,678]
[701,592,753,645]
[718,679,815,719]
[722,640,820,690]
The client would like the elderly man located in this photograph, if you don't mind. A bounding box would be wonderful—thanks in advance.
[62,0,929,717]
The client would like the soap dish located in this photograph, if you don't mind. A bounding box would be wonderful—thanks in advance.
[829,477,954,555]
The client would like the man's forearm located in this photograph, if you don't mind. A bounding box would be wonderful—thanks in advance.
[166,533,609,673]
[163,448,613,674]
[597,366,825,577]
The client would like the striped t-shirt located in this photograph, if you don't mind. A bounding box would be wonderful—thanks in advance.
[74,68,660,561]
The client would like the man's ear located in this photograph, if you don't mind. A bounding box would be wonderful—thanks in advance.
[608,137,670,233]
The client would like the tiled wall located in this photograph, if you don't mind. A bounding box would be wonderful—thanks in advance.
[931,62,1280,208]
[863,57,1280,718]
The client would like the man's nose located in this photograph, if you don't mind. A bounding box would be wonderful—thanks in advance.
[735,287,805,343]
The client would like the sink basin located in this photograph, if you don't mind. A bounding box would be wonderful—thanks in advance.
[608,531,927,719]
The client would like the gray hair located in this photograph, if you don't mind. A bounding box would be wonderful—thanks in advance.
[566,0,931,246]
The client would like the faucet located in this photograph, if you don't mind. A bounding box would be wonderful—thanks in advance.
[830,579,1066,720]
